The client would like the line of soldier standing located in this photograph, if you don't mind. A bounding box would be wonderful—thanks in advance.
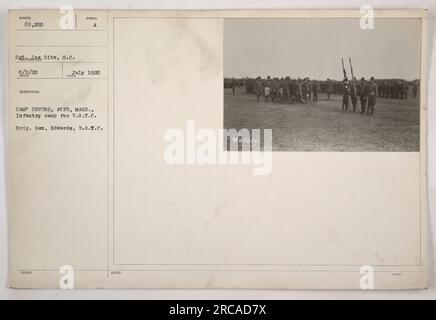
[232,76,419,116]
[378,80,418,99]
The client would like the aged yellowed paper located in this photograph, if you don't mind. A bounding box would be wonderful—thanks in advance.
[8,9,428,289]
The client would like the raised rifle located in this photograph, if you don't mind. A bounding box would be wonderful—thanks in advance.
[349,57,357,96]
[341,58,347,79]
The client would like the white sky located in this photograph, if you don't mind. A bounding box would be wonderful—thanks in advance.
[224,18,421,80]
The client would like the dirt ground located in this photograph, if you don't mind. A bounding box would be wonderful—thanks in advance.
[223,88,420,151]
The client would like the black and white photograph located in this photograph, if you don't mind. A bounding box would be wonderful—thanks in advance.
[3,4,434,300]
[224,18,421,151]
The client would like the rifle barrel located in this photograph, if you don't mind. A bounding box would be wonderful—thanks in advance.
[341,58,347,78]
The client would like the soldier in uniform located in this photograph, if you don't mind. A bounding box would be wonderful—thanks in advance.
[278,77,286,103]
[367,76,378,115]
[342,77,350,112]
[264,76,272,102]
[255,76,263,102]
[289,78,297,104]
[378,81,384,98]
[231,78,236,96]
[402,81,409,99]
[301,79,307,103]
[326,78,332,100]
[271,78,280,102]
[359,77,368,114]
[284,76,292,104]
[304,78,311,102]
[350,77,358,112]
[296,78,304,104]
[413,81,419,99]
[312,80,319,102]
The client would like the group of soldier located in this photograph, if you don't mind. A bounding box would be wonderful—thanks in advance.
[226,75,419,117]
[377,80,419,99]
[252,76,322,104]
[341,76,378,115]
[248,76,377,115]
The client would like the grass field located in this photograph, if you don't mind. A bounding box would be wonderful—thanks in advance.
[223,88,420,152]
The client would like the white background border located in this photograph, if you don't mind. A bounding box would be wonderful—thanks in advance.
[0,0,434,299]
